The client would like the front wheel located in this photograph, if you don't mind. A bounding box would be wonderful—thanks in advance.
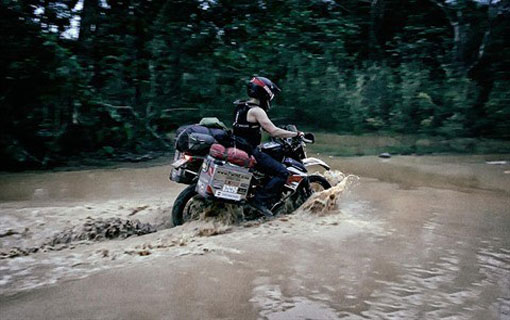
[172,184,200,226]
[308,175,331,194]
[297,175,331,204]
[276,175,331,214]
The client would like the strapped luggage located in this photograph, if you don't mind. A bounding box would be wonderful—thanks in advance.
[199,117,228,130]
[209,143,227,159]
[209,143,256,168]
[227,147,256,168]
[188,133,216,154]
[174,124,231,155]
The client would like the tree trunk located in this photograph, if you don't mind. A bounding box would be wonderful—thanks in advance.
[369,0,385,58]
[79,0,99,43]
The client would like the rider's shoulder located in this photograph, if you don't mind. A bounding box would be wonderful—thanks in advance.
[248,106,265,114]
[233,99,250,105]
[247,107,268,122]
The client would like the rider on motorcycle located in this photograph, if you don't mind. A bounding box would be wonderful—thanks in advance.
[233,76,304,217]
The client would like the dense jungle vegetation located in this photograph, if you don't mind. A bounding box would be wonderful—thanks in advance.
[1,0,509,169]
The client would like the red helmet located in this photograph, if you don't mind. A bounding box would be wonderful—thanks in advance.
[247,76,281,110]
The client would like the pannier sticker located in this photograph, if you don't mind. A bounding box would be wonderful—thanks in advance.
[224,180,239,186]
[222,185,239,193]
[215,190,241,201]
[197,158,253,201]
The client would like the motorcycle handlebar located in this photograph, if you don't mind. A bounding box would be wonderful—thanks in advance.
[286,133,313,144]
[300,132,315,144]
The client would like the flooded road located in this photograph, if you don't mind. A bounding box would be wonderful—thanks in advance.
[0,154,509,319]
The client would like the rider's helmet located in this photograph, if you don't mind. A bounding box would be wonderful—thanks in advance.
[247,76,281,111]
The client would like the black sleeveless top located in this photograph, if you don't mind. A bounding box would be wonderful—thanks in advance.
[233,100,262,149]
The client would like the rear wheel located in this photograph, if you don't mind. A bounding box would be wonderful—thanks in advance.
[172,184,203,226]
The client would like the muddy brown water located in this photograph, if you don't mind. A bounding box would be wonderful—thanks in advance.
[0,154,509,319]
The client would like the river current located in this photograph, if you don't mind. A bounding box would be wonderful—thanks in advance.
[0,154,509,319]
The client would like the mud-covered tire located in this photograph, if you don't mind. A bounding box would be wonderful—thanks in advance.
[172,184,198,226]
[276,175,331,214]
[297,175,331,204]
[308,175,331,193]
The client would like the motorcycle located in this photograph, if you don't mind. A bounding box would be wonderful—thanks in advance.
[169,126,332,226]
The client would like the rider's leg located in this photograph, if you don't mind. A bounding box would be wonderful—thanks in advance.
[252,148,289,206]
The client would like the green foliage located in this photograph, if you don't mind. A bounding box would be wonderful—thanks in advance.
[485,81,510,138]
[1,0,509,170]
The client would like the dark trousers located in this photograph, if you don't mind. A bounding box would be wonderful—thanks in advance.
[252,148,289,204]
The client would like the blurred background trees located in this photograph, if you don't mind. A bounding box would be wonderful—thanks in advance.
[1,0,509,169]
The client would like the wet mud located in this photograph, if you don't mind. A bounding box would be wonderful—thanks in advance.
[0,154,509,319]
[1,217,156,259]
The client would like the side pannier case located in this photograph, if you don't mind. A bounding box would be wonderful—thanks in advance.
[196,156,253,201]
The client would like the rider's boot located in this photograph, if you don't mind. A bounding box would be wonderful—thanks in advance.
[249,198,273,218]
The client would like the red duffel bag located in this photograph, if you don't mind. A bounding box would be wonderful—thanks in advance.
[209,143,227,159]
[227,148,256,167]
[209,144,256,168]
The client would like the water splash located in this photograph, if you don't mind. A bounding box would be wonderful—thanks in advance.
[180,170,359,233]
[299,171,359,216]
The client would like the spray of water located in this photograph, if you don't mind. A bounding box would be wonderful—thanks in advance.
[182,170,359,229]
[299,172,359,216]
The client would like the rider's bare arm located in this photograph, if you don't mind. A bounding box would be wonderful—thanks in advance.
[248,107,299,138]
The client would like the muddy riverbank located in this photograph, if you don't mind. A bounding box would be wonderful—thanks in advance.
[0,154,509,319]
